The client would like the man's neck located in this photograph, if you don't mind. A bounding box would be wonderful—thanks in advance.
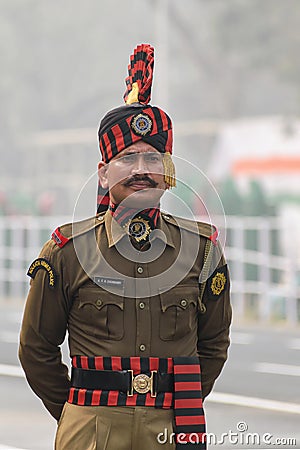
[108,201,160,229]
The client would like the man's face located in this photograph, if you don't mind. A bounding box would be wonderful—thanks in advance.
[98,141,167,208]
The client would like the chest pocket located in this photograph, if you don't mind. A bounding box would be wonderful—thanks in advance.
[159,285,198,341]
[78,286,124,340]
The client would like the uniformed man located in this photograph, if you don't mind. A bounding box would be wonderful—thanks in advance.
[19,44,231,450]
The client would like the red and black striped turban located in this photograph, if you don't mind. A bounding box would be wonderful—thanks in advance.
[98,103,173,162]
[97,44,175,213]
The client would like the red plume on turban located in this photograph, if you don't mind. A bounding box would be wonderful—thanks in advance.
[123,43,154,105]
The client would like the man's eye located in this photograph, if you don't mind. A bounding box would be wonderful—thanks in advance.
[122,154,136,163]
[145,153,161,163]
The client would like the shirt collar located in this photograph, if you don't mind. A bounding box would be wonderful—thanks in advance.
[104,210,175,248]
[105,211,127,248]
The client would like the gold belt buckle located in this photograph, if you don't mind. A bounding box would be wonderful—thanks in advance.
[128,370,157,397]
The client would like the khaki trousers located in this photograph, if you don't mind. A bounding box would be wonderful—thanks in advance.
[55,403,176,450]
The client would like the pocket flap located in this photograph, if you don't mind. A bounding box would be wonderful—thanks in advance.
[79,286,124,311]
[159,285,198,312]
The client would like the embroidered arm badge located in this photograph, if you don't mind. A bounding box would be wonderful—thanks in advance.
[205,264,228,301]
[27,258,56,288]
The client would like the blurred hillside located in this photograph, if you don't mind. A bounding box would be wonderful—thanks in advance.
[1,0,300,215]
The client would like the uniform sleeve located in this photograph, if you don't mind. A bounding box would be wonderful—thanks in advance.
[197,246,232,399]
[19,240,71,421]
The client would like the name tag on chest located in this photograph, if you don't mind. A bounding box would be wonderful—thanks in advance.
[93,276,124,289]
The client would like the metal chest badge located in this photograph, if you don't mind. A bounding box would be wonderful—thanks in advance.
[127,217,151,242]
[131,113,153,136]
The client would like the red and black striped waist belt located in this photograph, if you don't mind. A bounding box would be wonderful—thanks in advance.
[68,356,175,408]
[68,356,206,449]
[68,355,205,410]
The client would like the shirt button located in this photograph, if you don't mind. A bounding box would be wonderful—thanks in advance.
[137,266,143,274]
[180,299,187,307]
[139,302,145,309]
[139,344,146,352]
[96,299,103,307]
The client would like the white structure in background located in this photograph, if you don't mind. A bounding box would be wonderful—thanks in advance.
[209,115,300,258]
[209,115,300,195]
[208,116,300,322]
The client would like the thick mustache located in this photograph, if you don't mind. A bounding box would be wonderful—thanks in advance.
[123,175,158,188]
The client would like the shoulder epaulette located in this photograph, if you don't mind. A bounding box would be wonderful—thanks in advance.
[51,227,70,248]
[51,212,106,248]
[161,212,218,245]
[208,228,219,245]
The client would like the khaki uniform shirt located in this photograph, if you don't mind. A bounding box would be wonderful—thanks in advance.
[19,211,232,421]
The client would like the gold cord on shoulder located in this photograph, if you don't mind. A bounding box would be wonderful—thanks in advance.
[198,239,213,313]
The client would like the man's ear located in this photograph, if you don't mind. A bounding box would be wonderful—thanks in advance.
[98,162,109,188]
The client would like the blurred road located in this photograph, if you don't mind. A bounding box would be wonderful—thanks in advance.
[0,303,299,450]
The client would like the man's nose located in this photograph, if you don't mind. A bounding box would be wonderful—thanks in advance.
[131,154,149,173]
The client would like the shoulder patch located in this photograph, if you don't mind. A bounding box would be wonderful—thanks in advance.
[205,264,228,301]
[27,258,56,288]
[52,227,70,248]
